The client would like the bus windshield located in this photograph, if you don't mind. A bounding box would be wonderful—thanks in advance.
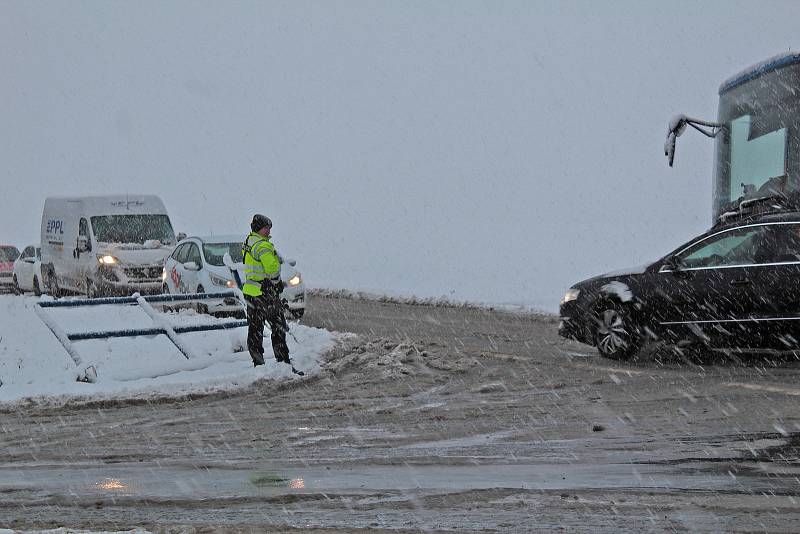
[91,214,176,245]
[714,60,800,216]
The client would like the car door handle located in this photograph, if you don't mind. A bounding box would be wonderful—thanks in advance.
[730,278,750,286]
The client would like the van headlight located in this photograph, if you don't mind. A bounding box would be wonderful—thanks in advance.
[560,288,580,305]
[97,254,119,265]
[287,274,302,287]
[209,273,233,287]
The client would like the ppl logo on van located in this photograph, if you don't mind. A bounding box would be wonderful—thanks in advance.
[46,219,64,235]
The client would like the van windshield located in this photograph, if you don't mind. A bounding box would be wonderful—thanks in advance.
[90,215,176,245]
[203,243,244,266]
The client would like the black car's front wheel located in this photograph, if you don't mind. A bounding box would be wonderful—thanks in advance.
[593,301,640,360]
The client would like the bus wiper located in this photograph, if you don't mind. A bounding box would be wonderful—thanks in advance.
[717,186,795,224]
[664,115,726,167]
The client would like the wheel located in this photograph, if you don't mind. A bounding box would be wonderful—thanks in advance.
[593,300,640,360]
[195,285,209,314]
[32,276,41,297]
[12,275,20,295]
[45,268,61,298]
[86,278,102,299]
[160,283,176,312]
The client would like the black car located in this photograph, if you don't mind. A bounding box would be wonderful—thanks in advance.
[559,210,800,359]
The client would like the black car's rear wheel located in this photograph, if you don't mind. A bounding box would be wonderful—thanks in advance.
[593,301,640,360]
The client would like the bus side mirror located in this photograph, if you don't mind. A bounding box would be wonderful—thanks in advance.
[665,115,689,167]
[664,114,725,168]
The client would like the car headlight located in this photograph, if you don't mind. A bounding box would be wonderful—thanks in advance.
[287,274,302,287]
[560,288,580,305]
[97,254,119,265]
[209,273,233,287]
[161,268,167,281]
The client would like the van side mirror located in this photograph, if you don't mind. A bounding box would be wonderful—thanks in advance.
[77,236,90,253]
[288,259,296,267]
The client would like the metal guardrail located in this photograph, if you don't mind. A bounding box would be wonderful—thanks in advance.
[35,291,247,383]
[36,291,242,308]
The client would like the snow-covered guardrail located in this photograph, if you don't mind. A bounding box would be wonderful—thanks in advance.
[35,292,247,383]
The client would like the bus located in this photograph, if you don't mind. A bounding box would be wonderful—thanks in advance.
[666,52,800,221]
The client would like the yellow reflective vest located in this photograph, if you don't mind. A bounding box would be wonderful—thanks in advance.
[242,232,280,297]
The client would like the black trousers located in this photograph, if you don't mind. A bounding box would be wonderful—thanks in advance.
[245,292,290,364]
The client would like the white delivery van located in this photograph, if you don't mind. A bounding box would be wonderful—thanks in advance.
[40,195,177,297]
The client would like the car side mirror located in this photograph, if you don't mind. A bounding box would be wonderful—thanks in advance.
[77,236,89,253]
[288,259,296,267]
[184,261,200,271]
[663,256,682,271]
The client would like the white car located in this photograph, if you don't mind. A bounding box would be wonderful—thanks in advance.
[12,245,43,295]
[162,235,306,318]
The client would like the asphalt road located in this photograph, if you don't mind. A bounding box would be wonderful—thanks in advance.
[1,293,800,532]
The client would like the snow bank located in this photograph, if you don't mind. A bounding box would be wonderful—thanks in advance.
[0,295,335,404]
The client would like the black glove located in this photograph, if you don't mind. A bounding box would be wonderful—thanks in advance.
[261,278,284,294]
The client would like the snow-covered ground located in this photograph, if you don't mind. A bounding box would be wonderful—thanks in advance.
[0,295,335,404]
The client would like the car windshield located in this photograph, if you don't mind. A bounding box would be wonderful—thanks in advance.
[90,214,176,245]
[0,247,19,261]
[203,242,243,267]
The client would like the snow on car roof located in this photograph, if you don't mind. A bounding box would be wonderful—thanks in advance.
[190,234,246,244]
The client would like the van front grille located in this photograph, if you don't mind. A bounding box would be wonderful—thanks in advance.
[124,266,162,281]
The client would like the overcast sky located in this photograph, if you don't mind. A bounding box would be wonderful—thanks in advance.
[1,1,798,310]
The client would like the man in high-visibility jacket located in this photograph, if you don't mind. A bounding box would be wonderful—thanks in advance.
[242,214,291,368]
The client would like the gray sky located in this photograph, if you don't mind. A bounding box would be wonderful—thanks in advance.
[1,1,798,310]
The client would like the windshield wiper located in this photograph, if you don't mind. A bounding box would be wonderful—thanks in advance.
[717,185,798,224]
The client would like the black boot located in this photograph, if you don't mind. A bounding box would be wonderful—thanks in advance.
[251,350,265,367]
